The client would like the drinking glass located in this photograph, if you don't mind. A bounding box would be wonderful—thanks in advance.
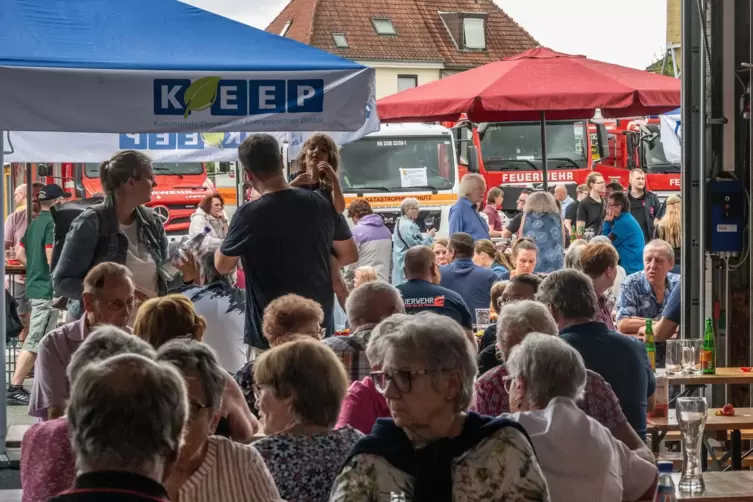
[584,228,595,241]
[475,309,491,328]
[682,339,703,375]
[666,340,684,375]
[676,397,707,492]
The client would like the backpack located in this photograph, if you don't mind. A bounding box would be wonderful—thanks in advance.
[49,196,106,272]
[5,289,23,341]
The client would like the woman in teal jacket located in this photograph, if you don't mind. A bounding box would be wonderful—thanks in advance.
[601,192,645,275]
[392,198,435,285]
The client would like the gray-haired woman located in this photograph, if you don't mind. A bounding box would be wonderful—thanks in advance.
[158,339,281,502]
[505,334,656,502]
[519,191,566,273]
[21,326,156,502]
[391,197,435,286]
[330,312,550,502]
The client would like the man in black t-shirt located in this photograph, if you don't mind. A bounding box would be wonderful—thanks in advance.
[216,134,358,350]
[502,188,533,238]
[576,172,606,235]
[396,246,473,337]
[627,169,661,243]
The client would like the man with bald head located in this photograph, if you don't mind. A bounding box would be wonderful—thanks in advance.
[396,246,473,333]
[554,184,574,218]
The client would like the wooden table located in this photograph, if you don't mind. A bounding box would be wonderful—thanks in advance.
[672,471,753,500]
[648,408,753,470]
[4,263,24,276]
[663,368,753,386]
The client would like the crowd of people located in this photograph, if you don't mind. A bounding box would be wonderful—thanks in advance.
[3,130,686,501]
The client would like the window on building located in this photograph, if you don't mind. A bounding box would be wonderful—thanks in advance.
[332,33,349,48]
[372,18,397,35]
[463,17,486,50]
[397,75,418,92]
[280,20,292,37]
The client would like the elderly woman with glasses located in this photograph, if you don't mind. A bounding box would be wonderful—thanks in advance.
[158,339,281,502]
[473,300,654,464]
[331,312,550,502]
[505,334,657,502]
[135,294,258,444]
[253,339,362,502]
[392,197,436,286]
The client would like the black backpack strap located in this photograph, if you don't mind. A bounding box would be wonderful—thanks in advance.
[395,220,411,249]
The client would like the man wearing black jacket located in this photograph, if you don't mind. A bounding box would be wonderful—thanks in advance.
[627,169,662,243]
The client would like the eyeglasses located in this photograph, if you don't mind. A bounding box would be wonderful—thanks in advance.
[97,297,136,312]
[318,327,326,339]
[502,375,515,394]
[252,384,263,407]
[371,369,437,394]
[188,399,209,421]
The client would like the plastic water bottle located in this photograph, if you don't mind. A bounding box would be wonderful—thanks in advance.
[182,227,211,254]
[655,461,677,502]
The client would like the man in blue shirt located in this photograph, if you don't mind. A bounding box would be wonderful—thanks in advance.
[396,246,473,336]
[602,191,645,275]
[536,268,656,440]
[449,173,489,241]
[439,232,497,324]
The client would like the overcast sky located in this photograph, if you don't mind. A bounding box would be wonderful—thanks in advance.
[180,0,668,69]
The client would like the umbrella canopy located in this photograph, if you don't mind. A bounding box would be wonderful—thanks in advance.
[377,48,680,123]
[0,0,375,133]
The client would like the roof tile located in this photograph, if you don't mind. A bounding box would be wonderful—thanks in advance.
[266,0,539,67]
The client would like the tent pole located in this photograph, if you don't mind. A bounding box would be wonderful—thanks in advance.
[0,132,9,464]
[25,164,32,226]
[540,111,548,191]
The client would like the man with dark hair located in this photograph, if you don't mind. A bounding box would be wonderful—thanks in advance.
[502,188,533,238]
[604,182,624,198]
[537,269,655,441]
[602,191,645,275]
[564,184,588,234]
[627,168,662,243]
[439,232,496,324]
[396,246,473,334]
[215,134,358,352]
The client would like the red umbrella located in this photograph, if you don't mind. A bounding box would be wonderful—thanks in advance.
[376,48,680,189]
[377,48,681,123]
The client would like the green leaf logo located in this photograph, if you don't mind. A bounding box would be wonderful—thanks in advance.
[183,76,222,118]
[201,132,225,149]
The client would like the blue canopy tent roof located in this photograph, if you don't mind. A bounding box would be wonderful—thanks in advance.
[0,0,375,133]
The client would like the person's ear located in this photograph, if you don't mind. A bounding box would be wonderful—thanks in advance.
[82,292,96,315]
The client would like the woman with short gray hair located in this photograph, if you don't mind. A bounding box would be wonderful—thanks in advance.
[22,326,156,502]
[331,312,550,501]
[157,339,281,502]
[519,191,566,273]
[392,197,435,285]
[505,334,657,502]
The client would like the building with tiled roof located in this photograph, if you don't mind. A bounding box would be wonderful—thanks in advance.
[267,0,539,98]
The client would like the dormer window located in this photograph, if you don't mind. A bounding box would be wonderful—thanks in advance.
[439,12,488,51]
[463,17,486,50]
[372,18,397,35]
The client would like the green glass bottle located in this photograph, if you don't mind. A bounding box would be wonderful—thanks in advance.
[644,319,656,371]
[702,318,716,374]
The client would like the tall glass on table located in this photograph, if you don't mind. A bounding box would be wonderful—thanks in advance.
[676,397,707,492]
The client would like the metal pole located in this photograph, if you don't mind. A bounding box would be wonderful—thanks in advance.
[0,132,9,462]
[540,111,548,191]
[749,0,753,373]
[681,0,705,339]
[25,164,32,226]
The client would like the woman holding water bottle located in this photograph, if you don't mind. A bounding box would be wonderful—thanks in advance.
[53,151,196,319]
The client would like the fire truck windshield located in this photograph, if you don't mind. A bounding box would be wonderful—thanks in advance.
[339,137,455,192]
[479,121,587,171]
[644,125,681,172]
[84,162,205,178]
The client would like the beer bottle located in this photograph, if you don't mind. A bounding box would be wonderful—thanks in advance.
[644,319,656,371]
[701,318,716,374]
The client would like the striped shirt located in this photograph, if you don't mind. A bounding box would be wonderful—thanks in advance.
[178,435,283,502]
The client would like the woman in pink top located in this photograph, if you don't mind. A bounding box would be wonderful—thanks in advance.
[21,326,157,501]
[482,187,505,237]
[335,314,406,434]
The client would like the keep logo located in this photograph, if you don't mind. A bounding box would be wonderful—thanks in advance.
[153,77,325,117]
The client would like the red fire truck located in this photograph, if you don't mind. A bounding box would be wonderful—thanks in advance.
[8,161,220,234]
[451,118,681,214]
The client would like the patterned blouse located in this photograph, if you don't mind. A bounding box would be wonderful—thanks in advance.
[21,417,76,501]
[329,426,550,501]
[521,212,564,274]
[473,365,628,433]
[254,426,363,502]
